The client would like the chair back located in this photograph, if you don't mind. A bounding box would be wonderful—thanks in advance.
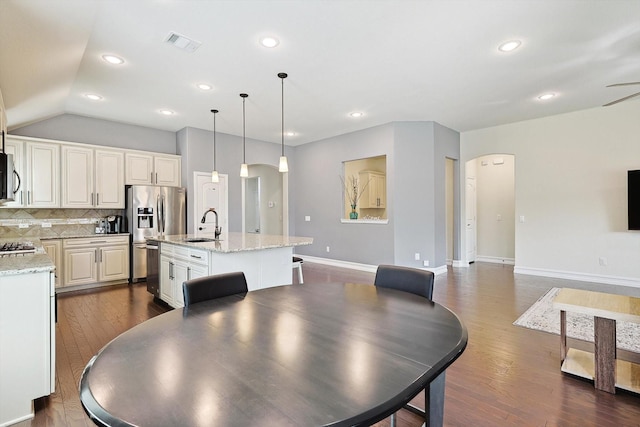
[374,265,434,300]
[182,272,248,307]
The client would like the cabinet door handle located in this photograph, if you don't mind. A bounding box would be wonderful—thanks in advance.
[190,254,202,259]
[169,262,174,280]
[27,190,31,205]
[90,241,107,244]
[187,267,191,280]
[95,249,98,263]
[96,193,99,206]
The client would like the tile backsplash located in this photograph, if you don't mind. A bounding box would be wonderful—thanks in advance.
[0,208,124,239]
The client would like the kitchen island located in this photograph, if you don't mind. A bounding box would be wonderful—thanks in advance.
[0,239,56,426]
[147,233,313,308]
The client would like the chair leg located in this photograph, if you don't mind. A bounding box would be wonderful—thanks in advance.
[390,412,396,427]
[298,264,304,283]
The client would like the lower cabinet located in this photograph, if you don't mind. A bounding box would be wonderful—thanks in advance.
[42,239,63,287]
[62,236,129,288]
[159,243,209,308]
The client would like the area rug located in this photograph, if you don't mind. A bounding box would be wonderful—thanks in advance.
[513,287,640,353]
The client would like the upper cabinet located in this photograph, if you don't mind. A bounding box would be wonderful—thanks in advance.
[61,146,124,208]
[2,137,59,208]
[359,170,386,208]
[125,152,181,187]
[25,141,60,208]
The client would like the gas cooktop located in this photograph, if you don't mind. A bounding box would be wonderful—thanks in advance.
[0,242,37,255]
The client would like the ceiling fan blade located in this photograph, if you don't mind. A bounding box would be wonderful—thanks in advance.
[606,82,640,88]
[603,90,640,106]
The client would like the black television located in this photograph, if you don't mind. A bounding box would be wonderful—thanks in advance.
[629,170,640,230]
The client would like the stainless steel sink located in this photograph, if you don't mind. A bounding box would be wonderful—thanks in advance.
[182,238,220,243]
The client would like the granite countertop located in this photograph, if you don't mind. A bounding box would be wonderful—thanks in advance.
[147,232,313,253]
[0,238,55,277]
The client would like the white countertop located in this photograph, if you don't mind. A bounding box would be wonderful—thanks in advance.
[147,232,313,253]
[0,238,55,277]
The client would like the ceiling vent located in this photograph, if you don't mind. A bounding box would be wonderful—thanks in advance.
[165,32,202,53]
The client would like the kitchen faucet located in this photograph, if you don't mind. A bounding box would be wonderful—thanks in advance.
[200,208,222,239]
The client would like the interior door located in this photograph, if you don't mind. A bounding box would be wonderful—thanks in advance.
[194,172,228,236]
[466,176,477,263]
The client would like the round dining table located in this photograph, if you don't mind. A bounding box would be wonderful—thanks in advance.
[80,282,467,426]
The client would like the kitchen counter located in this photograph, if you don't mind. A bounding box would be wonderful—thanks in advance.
[150,233,314,306]
[147,232,313,253]
[0,238,55,276]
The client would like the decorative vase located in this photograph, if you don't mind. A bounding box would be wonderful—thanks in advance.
[350,205,358,220]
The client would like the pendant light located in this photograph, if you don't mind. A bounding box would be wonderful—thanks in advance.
[278,72,289,173]
[240,93,249,178]
[210,109,219,183]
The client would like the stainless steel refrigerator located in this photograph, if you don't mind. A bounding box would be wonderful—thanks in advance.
[126,185,186,283]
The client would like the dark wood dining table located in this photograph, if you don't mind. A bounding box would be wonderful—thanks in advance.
[80,282,467,427]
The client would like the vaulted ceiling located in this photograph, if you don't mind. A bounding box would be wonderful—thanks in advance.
[1,0,639,146]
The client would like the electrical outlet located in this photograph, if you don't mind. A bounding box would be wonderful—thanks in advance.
[305,216,311,222]
[41,222,52,228]
[414,253,420,261]
[599,257,607,267]
[326,246,330,253]
[423,260,429,267]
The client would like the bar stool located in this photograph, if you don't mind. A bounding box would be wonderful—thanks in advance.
[292,256,304,283]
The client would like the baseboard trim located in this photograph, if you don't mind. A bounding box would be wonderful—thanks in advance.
[452,260,468,268]
[298,255,448,275]
[297,255,378,273]
[476,255,515,265]
[514,266,640,289]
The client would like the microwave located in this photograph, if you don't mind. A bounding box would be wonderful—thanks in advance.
[0,152,18,203]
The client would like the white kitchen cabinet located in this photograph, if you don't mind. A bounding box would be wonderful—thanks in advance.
[42,239,63,287]
[61,146,124,208]
[125,152,181,187]
[160,255,174,306]
[159,243,209,308]
[0,270,55,426]
[62,236,129,288]
[1,138,24,207]
[25,141,60,207]
[359,170,386,208]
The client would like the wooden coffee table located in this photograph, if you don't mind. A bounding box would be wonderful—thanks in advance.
[553,288,640,394]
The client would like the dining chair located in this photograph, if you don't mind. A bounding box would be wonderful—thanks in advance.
[182,272,248,307]
[374,264,435,427]
[292,256,304,283]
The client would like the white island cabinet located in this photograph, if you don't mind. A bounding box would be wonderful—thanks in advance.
[151,233,313,308]
[0,243,55,426]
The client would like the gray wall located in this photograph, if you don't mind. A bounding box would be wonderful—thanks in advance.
[12,113,176,154]
[434,123,461,264]
[177,126,287,234]
[293,123,396,265]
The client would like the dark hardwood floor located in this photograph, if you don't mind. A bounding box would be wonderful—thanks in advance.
[19,262,640,426]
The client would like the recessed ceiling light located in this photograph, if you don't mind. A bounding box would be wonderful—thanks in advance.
[349,112,364,118]
[197,83,212,91]
[159,109,175,116]
[285,131,297,137]
[538,93,556,101]
[102,54,125,65]
[260,36,280,48]
[498,40,521,52]
[85,94,103,101]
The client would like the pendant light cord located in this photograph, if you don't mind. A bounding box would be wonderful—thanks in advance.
[278,73,288,157]
[211,109,218,170]
[240,93,248,163]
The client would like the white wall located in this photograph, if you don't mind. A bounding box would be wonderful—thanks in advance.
[461,101,640,287]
